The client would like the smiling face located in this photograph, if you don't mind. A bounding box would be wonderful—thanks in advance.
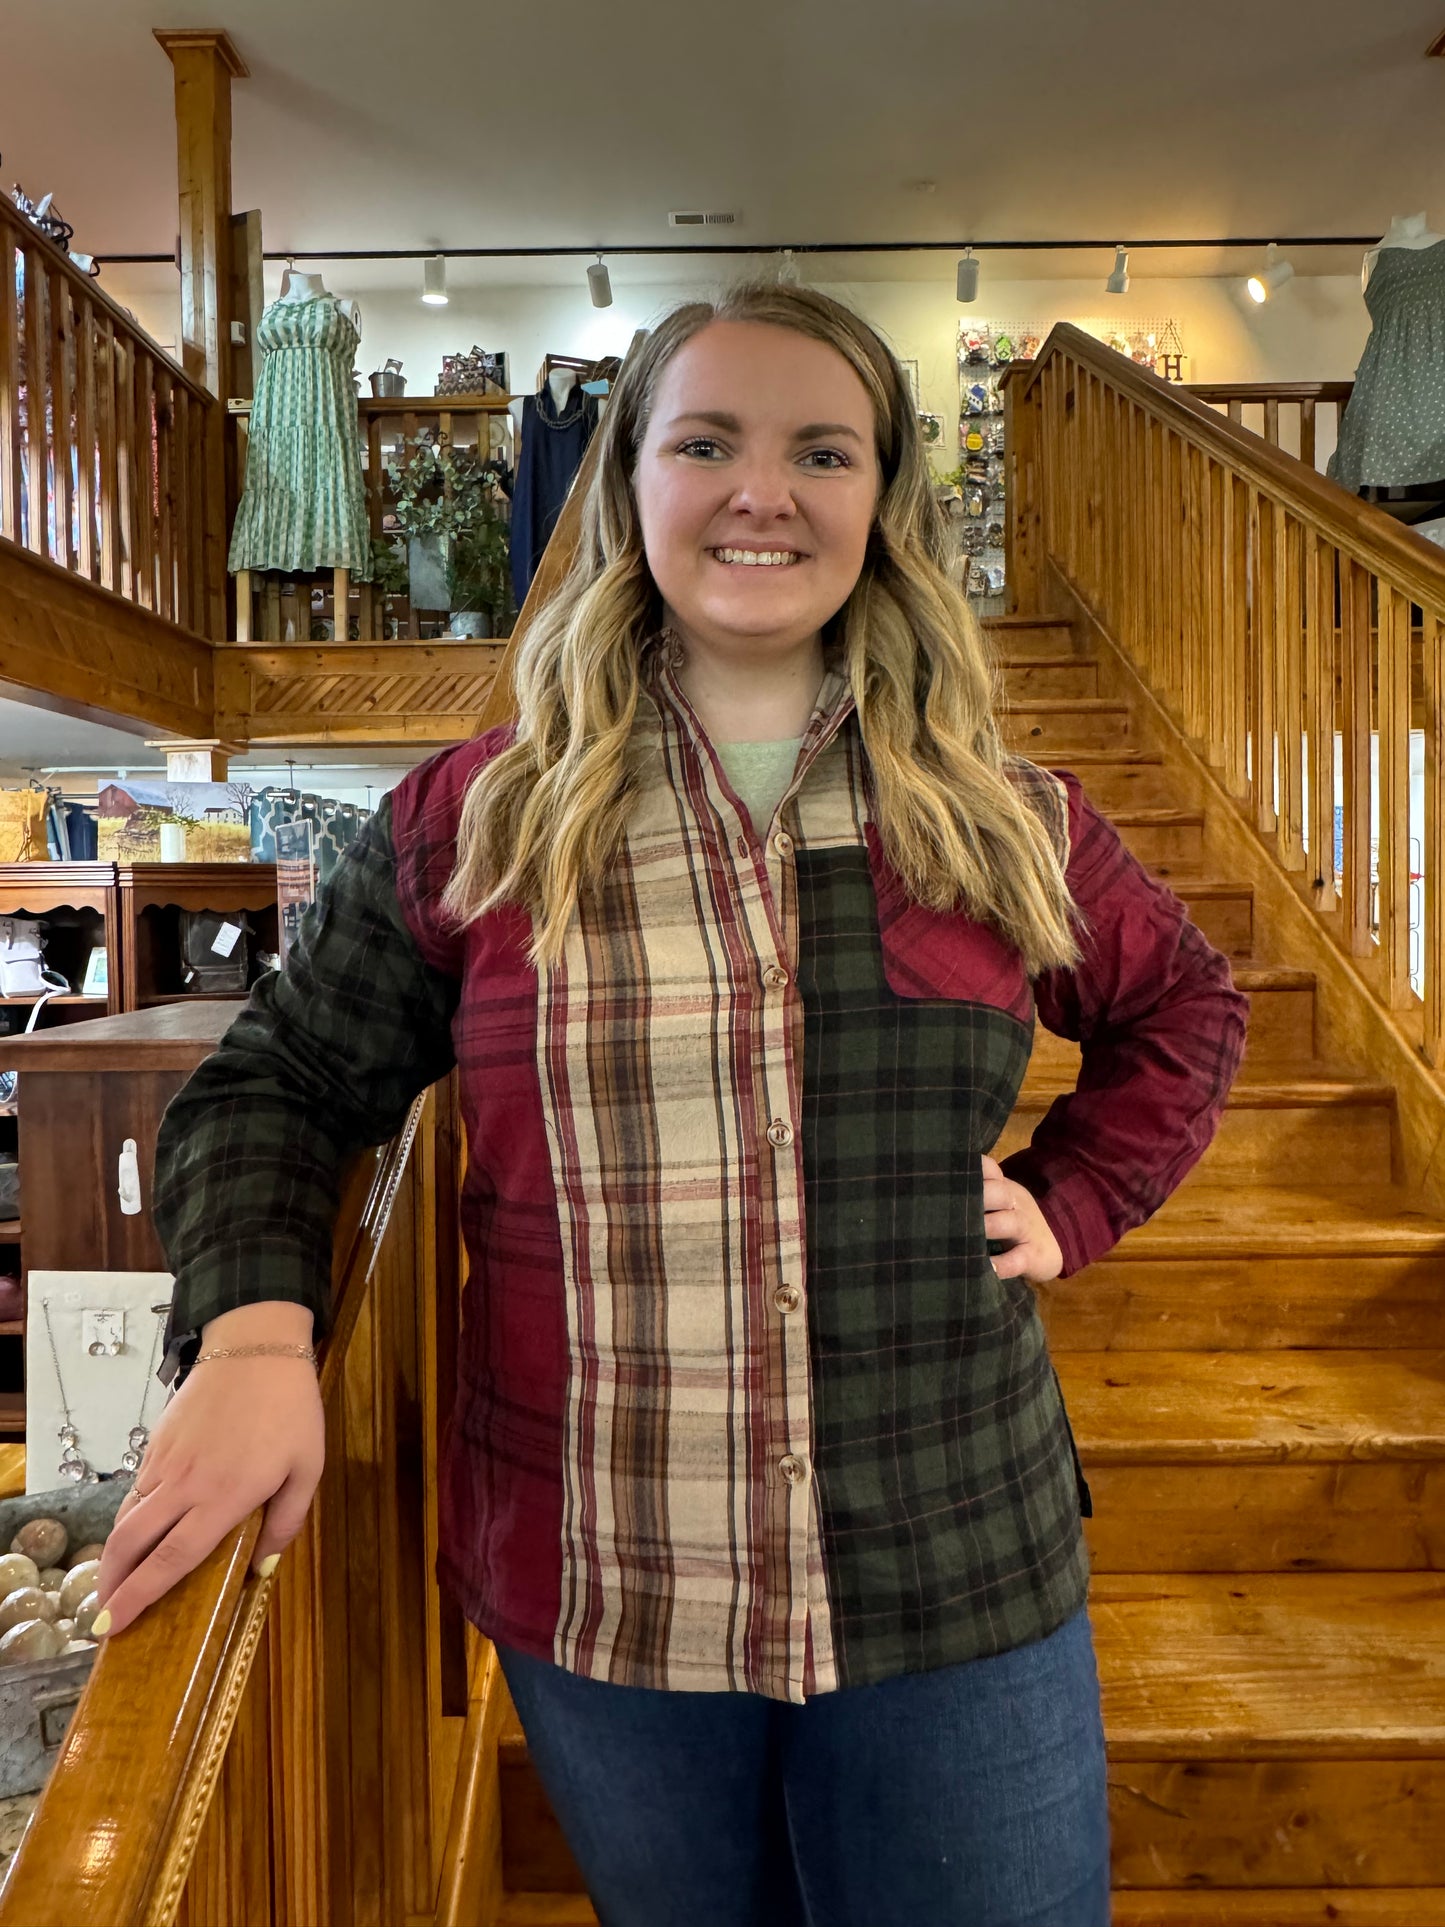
[633,319,881,666]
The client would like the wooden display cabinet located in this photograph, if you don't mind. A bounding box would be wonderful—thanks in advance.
[115,862,279,1011]
[0,1003,236,1441]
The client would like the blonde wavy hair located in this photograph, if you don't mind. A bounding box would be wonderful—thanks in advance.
[442,280,1079,974]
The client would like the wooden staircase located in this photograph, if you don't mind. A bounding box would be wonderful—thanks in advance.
[466,612,1445,1927]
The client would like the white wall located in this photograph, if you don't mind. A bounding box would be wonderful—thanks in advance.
[101,260,1374,439]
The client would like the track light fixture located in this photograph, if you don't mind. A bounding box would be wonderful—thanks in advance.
[587,253,613,307]
[421,253,448,306]
[956,247,979,303]
[1106,244,1130,294]
[1246,244,1294,304]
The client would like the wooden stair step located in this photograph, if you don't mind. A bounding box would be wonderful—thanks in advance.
[1058,1349,1445,1464]
[999,655,1101,698]
[1026,965,1317,1067]
[1094,1573,1445,1759]
[1007,1070,1392,1183]
[982,613,1080,660]
[1108,806,1206,868]
[1111,1894,1445,1925]
[1042,1248,1445,1354]
[1115,1183,1445,1259]
[1167,879,1253,956]
[1041,749,1176,811]
[1002,697,1134,749]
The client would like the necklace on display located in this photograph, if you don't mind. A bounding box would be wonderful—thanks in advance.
[40,1298,168,1483]
[538,385,585,431]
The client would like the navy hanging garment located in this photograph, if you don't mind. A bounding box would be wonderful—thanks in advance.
[509,383,598,607]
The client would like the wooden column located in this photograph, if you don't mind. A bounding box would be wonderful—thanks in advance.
[154,27,248,642]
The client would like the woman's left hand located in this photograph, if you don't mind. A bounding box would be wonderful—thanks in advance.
[980,1154,1064,1284]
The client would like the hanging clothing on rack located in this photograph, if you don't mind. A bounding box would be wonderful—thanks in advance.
[1330,242,1445,491]
[229,294,373,577]
[509,381,599,606]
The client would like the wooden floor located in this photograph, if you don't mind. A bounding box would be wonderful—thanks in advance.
[466,614,1445,1925]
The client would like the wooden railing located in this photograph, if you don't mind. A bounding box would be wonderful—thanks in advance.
[1008,324,1445,1067]
[0,1078,467,1926]
[0,197,222,635]
[232,392,515,643]
[1185,381,1354,473]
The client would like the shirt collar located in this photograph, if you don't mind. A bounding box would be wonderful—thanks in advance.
[639,630,856,762]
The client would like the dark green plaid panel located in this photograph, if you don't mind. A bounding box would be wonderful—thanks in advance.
[795,847,1090,1688]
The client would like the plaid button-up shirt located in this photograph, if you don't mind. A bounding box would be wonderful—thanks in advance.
[154,653,1247,1702]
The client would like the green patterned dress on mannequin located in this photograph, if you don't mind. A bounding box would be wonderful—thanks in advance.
[228,293,373,577]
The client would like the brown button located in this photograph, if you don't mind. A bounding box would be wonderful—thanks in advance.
[779,1453,808,1485]
[766,1119,795,1148]
[773,831,794,858]
[774,1284,802,1314]
[764,965,789,989]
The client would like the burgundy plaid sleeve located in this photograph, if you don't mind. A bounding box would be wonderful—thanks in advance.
[999,772,1249,1275]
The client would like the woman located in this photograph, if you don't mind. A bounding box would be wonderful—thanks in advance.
[97,283,1247,1927]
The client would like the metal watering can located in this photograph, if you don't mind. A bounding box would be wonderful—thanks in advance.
[369,358,405,398]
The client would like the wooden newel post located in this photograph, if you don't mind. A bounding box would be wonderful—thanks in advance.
[1002,364,1046,617]
[154,27,249,644]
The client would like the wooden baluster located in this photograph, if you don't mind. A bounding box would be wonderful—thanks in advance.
[235,567,252,642]
[1263,397,1280,449]
[74,293,98,581]
[1304,532,1337,908]
[1299,397,1317,471]
[1376,581,1414,1007]
[0,237,20,543]
[23,244,51,557]
[1184,441,1205,745]
[264,574,282,641]
[1273,511,1306,871]
[95,314,120,593]
[115,330,137,600]
[47,264,75,570]
[188,389,206,628]
[333,567,349,640]
[1227,398,1243,426]
[1166,431,1182,717]
[173,387,191,631]
[1203,455,1225,767]
[1425,611,1445,1066]
[366,412,384,639]
[156,374,175,622]
[404,408,421,637]
[1339,558,1374,960]
[1224,474,1249,797]
[1246,486,1276,833]
[135,351,158,610]
[1143,413,1160,689]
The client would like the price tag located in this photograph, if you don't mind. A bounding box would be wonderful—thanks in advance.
[210,921,243,958]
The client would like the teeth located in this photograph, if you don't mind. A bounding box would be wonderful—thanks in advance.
[713,548,800,566]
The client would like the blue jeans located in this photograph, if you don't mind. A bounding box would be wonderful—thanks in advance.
[497,1607,1110,1927]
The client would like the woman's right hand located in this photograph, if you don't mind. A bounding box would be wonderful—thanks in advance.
[95,1324,325,1638]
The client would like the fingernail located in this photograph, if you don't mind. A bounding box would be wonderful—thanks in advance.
[91,1609,112,1638]
[258,1554,280,1579]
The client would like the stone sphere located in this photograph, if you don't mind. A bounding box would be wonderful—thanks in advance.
[0,1620,65,1666]
[67,1543,105,1570]
[53,1618,75,1642]
[0,1555,40,1599]
[62,1640,96,1655]
[73,1594,103,1639]
[0,1588,53,1636]
[58,1561,102,1619]
[36,1568,66,1594]
[10,1519,67,1569]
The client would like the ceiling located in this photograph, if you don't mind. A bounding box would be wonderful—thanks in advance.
[2,0,1442,269]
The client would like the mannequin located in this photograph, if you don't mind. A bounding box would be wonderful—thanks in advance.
[278,265,360,334]
[548,366,580,415]
[1363,212,1443,289]
[1329,209,1445,498]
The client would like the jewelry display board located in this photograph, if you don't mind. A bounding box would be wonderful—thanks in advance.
[24,1273,172,1493]
[953,316,1187,610]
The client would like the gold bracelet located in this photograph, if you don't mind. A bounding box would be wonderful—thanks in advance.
[193,1343,318,1368]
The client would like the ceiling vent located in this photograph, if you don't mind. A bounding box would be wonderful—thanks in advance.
[669,210,739,228]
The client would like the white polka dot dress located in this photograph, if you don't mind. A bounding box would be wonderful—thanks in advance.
[228,294,373,576]
[1330,242,1445,490]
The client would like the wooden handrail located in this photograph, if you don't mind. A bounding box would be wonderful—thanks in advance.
[1184,379,1354,472]
[1185,382,1355,404]
[1008,321,1445,1066]
[0,1096,436,1926]
[1013,326,1445,611]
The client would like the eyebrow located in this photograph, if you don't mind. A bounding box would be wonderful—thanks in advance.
[668,411,865,444]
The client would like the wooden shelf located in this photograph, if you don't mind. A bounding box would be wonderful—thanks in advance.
[138,990,248,1007]
[0,993,105,1006]
[0,1322,22,1337]
[0,1221,20,1240]
[0,1391,25,1438]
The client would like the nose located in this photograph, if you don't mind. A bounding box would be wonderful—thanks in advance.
[726,457,798,524]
